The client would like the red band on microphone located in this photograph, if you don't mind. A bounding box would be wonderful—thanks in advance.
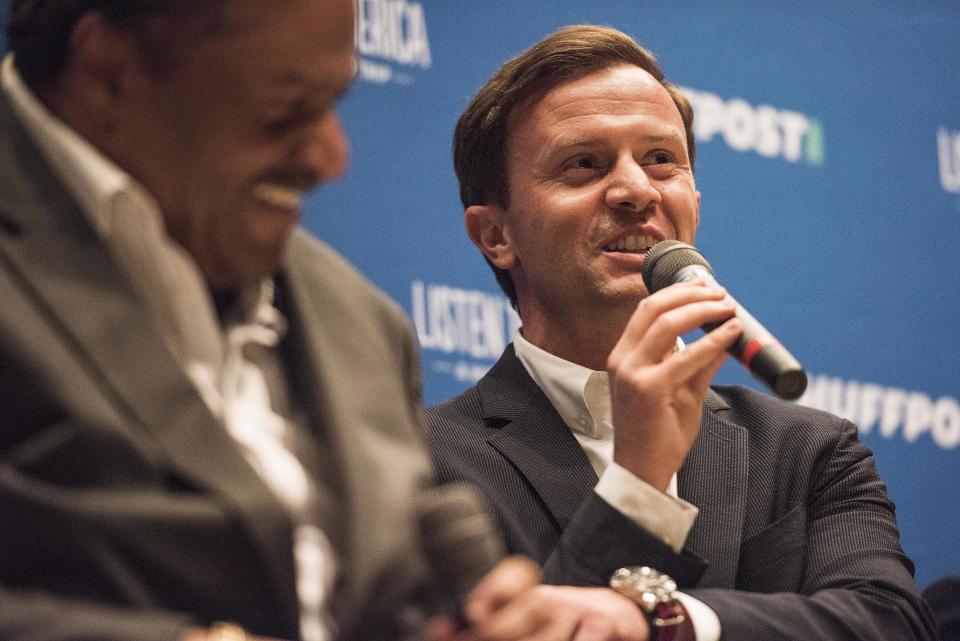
[741,335,779,368]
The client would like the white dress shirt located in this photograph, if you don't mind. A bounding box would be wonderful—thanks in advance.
[2,54,333,641]
[513,332,722,641]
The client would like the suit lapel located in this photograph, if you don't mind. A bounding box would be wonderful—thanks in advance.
[0,94,300,630]
[479,347,599,530]
[280,232,433,627]
[679,389,749,588]
[477,347,750,588]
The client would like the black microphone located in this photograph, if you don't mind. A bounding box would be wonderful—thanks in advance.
[416,482,505,627]
[641,240,807,400]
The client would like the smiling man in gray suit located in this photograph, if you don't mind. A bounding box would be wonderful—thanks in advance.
[426,25,937,641]
[0,1,451,640]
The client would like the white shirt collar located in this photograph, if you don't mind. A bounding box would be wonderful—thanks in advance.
[513,331,685,439]
[513,330,685,498]
[513,331,611,439]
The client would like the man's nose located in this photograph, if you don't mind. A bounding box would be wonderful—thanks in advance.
[604,157,661,214]
[297,112,349,184]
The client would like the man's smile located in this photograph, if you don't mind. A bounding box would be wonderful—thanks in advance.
[602,232,658,253]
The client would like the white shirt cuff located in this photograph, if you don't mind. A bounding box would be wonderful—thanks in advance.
[675,591,722,641]
[593,462,698,553]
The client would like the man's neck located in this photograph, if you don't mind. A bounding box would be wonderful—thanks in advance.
[519,312,629,372]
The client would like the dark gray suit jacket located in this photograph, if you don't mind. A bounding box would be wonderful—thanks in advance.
[0,90,432,641]
[425,346,938,641]
[924,572,960,641]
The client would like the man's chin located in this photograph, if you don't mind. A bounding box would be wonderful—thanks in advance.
[596,279,651,307]
[601,271,649,294]
[203,238,291,289]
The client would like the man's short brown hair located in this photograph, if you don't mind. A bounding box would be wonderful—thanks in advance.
[453,25,695,309]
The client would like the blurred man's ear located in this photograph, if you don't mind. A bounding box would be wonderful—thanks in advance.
[45,11,141,134]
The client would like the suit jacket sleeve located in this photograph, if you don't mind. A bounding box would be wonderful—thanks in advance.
[923,572,960,641]
[0,590,194,641]
[540,493,708,588]
[686,416,937,641]
[545,411,937,641]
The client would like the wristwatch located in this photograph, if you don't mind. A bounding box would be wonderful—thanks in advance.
[609,566,686,641]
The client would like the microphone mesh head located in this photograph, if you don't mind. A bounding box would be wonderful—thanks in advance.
[642,240,714,293]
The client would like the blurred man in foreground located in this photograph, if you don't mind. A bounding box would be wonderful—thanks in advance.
[0,1,428,639]
[0,2,699,639]
[427,24,938,641]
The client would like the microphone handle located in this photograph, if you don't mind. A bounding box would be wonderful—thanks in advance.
[674,265,807,400]
[417,483,505,626]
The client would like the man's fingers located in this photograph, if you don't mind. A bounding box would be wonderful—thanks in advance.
[465,585,652,641]
[612,285,733,370]
[611,300,737,380]
[521,618,579,641]
[638,299,737,366]
[615,279,723,346]
[684,339,735,398]
[657,315,742,385]
[467,585,553,640]
[462,556,541,625]
[570,616,618,641]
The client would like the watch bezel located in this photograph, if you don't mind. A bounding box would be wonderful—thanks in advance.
[609,566,679,614]
[609,566,686,641]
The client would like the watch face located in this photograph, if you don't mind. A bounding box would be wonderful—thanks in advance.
[610,567,685,640]
[610,566,678,613]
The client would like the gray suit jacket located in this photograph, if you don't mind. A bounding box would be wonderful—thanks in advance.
[0,90,432,641]
[426,346,938,641]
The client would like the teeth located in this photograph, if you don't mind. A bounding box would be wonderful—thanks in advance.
[252,183,304,210]
[605,233,657,253]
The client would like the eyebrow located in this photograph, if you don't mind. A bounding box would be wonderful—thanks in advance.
[269,71,355,104]
[549,133,683,155]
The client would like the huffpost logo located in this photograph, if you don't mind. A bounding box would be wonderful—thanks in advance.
[799,374,960,450]
[680,86,824,166]
[938,128,960,194]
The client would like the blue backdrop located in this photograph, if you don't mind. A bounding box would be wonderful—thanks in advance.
[3,1,958,588]
[316,1,960,589]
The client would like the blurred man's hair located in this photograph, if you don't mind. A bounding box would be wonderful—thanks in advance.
[8,0,228,88]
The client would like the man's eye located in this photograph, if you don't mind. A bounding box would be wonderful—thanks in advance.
[262,101,323,134]
[264,116,294,132]
[262,111,302,134]
[568,156,599,170]
[651,151,672,164]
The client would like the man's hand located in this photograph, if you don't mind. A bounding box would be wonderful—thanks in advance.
[179,626,285,641]
[431,556,651,641]
[607,280,741,492]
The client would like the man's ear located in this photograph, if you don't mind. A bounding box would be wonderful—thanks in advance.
[53,11,141,133]
[465,204,517,270]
